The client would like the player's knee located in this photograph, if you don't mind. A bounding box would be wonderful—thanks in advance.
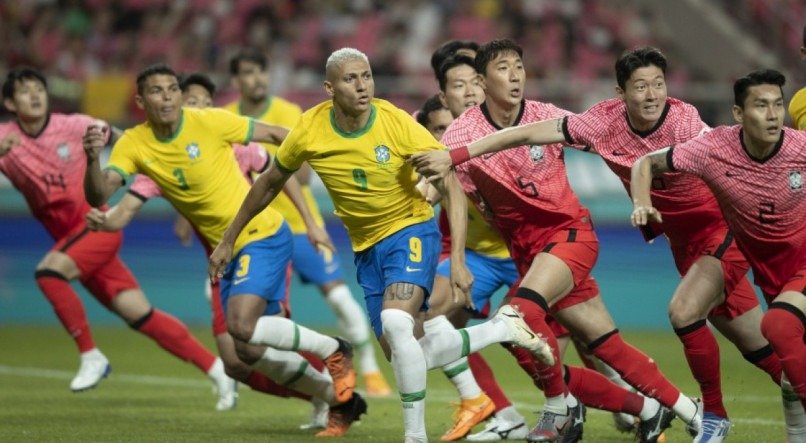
[667,297,702,328]
[34,269,68,284]
[222,357,252,382]
[761,303,803,345]
[227,317,256,343]
[380,309,415,347]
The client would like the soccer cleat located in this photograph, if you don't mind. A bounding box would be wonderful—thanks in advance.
[70,349,111,392]
[315,392,367,437]
[466,415,529,441]
[495,305,554,366]
[693,412,731,442]
[323,337,356,404]
[782,378,806,443]
[300,397,330,430]
[526,408,571,442]
[685,397,704,437]
[561,403,585,443]
[613,411,637,433]
[636,405,674,443]
[441,393,496,441]
[363,371,392,397]
[207,358,238,411]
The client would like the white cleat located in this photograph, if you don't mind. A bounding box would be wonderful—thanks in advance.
[685,397,704,437]
[299,397,329,430]
[70,349,111,392]
[207,358,238,411]
[467,415,529,441]
[782,376,806,443]
[495,305,554,366]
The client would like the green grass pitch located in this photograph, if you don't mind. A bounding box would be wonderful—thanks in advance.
[0,325,786,442]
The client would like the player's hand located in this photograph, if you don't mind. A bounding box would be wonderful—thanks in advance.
[415,179,442,205]
[450,262,474,310]
[408,151,452,182]
[631,205,663,226]
[85,208,108,231]
[0,133,20,157]
[208,242,234,283]
[173,215,193,247]
[82,124,108,161]
[307,225,336,254]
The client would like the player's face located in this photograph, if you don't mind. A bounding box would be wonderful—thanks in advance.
[481,51,525,109]
[425,108,453,140]
[136,74,182,125]
[234,61,269,102]
[4,78,48,120]
[620,65,667,131]
[440,64,484,118]
[733,84,785,147]
[182,84,212,109]
[325,59,374,116]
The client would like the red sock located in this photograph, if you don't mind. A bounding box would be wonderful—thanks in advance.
[761,304,806,409]
[742,344,782,386]
[675,320,727,418]
[36,271,95,353]
[247,371,311,401]
[298,351,326,373]
[135,309,217,372]
[565,365,644,415]
[504,337,566,398]
[590,331,681,408]
[468,352,512,411]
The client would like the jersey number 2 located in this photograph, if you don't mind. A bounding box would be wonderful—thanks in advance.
[173,168,190,190]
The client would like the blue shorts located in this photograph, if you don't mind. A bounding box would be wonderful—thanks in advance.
[292,234,343,286]
[220,223,293,317]
[437,249,519,318]
[354,220,441,337]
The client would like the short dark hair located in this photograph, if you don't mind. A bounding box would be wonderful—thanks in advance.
[229,49,268,76]
[436,54,476,92]
[474,39,523,76]
[416,94,446,127]
[2,67,47,101]
[180,72,216,97]
[615,47,668,89]
[733,69,786,108]
[136,64,178,95]
[430,40,479,77]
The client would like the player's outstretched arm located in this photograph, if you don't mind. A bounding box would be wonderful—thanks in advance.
[208,161,292,280]
[431,171,474,308]
[281,174,335,252]
[83,125,123,206]
[630,147,670,227]
[85,193,145,231]
[250,122,290,145]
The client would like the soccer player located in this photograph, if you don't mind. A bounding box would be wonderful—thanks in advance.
[82,64,365,437]
[85,72,336,422]
[410,39,703,442]
[414,46,787,441]
[416,95,453,142]
[631,68,806,443]
[209,47,550,443]
[788,26,806,129]
[0,67,235,406]
[224,49,391,397]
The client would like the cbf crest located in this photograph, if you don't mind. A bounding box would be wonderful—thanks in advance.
[374,145,391,164]
[529,144,544,162]
[56,143,70,161]
[186,143,201,161]
[789,171,803,191]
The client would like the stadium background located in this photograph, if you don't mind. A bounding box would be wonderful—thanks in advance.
[0,0,803,330]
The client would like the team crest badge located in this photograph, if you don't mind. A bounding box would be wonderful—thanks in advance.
[56,143,70,161]
[789,171,803,191]
[374,145,390,164]
[529,144,544,162]
[186,143,201,160]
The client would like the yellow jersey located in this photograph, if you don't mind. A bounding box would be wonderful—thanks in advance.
[223,96,325,234]
[789,86,806,130]
[276,99,438,252]
[108,107,284,253]
[466,200,510,258]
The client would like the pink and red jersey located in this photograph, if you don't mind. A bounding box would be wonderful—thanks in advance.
[670,126,806,296]
[443,100,591,250]
[0,114,103,239]
[563,98,719,244]
[128,142,268,200]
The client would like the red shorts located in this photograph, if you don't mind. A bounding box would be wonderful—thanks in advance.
[546,315,570,338]
[774,263,806,304]
[53,227,139,306]
[670,229,758,319]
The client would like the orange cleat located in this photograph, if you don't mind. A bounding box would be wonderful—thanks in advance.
[315,393,368,437]
[363,371,392,397]
[441,393,495,441]
[323,337,356,404]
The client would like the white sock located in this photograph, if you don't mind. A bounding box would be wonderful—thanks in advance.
[672,394,698,423]
[464,314,512,351]
[381,309,427,440]
[419,314,511,369]
[782,375,806,435]
[544,394,568,415]
[639,397,661,421]
[252,347,336,405]
[324,284,379,374]
[594,358,634,390]
[80,348,105,360]
[206,357,224,378]
[248,316,338,359]
[496,405,524,423]
[565,393,579,408]
[424,316,482,400]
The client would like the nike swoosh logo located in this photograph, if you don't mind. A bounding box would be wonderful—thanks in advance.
[233,277,250,285]
[405,266,422,272]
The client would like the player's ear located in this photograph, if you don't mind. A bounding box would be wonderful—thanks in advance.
[438,91,448,109]
[3,98,16,113]
[323,80,334,98]
[134,94,145,111]
[731,104,744,124]
[615,86,625,100]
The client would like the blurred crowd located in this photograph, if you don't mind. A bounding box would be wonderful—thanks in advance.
[0,0,799,126]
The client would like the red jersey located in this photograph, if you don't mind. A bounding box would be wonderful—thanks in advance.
[563,98,717,244]
[443,100,592,248]
[0,114,103,239]
[128,142,268,200]
[670,126,806,295]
